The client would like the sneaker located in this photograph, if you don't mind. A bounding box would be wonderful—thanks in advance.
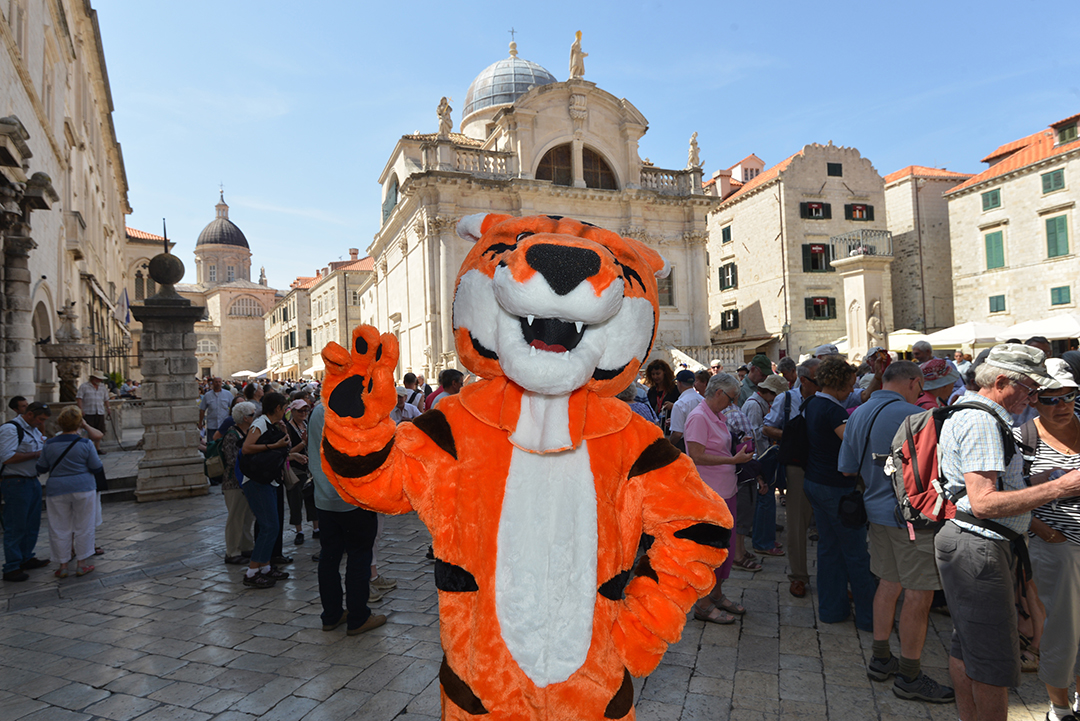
[347,614,387,636]
[892,672,955,703]
[370,575,397,591]
[294,532,305,546]
[369,588,385,604]
[1047,712,1079,721]
[243,573,276,589]
[224,555,247,565]
[264,567,290,581]
[867,655,899,682]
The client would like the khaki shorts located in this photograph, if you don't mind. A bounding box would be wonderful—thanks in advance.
[868,522,941,590]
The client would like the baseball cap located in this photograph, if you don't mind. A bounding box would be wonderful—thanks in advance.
[395,385,410,397]
[674,370,696,384]
[287,399,309,411]
[1045,358,1079,389]
[758,374,789,395]
[749,355,772,374]
[919,358,960,391]
[984,343,1061,389]
[813,344,839,357]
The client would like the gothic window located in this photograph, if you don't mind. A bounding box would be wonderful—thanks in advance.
[536,145,572,186]
[582,148,617,190]
[146,277,156,296]
[229,297,263,317]
[209,265,217,282]
[134,271,145,300]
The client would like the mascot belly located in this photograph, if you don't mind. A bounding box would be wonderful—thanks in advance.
[319,214,732,720]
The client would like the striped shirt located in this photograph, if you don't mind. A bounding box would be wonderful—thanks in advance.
[940,392,1030,540]
[1015,426,1080,545]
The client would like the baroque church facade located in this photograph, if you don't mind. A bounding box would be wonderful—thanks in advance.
[176,194,279,378]
[356,40,719,380]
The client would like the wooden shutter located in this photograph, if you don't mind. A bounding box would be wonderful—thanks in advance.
[799,202,809,218]
[802,244,812,272]
[827,297,837,319]
[866,205,875,221]
[731,264,738,289]
[1048,216,1068,257]
[822,203,832,219]
[731,309,739,329]
[985,231,1004,269]
[844,204,853,220]
[804,297,814,319]
[826,245,836,272]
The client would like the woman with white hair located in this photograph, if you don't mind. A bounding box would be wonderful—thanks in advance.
[684,373,752,624]
[221,401,257,564]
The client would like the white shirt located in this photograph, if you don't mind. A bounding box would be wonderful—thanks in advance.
[669,387,703,434]
[390,402,422,424]
[0,416,45,478]
[76,381,108,415]
[199,389,234,430]
[405,388,425,410]
[432,391,452,408]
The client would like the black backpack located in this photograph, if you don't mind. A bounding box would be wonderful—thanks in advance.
[776,392,812,468]
[238,426,288,485]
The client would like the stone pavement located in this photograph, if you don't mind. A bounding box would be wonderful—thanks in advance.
[0,485,1058,721]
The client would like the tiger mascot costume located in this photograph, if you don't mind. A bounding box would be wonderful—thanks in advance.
[320,213,732,720]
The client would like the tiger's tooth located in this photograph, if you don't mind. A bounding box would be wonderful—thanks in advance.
[561,352,570,361]
[527,315,534,326]
[575,321,583,333]
[530,345,538,356]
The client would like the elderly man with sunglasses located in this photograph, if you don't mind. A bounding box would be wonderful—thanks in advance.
[936,345,1080,721]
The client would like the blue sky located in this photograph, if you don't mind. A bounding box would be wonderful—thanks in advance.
[96,1,1080,288]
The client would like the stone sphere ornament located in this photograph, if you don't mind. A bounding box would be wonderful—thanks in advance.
[148,252,185,286]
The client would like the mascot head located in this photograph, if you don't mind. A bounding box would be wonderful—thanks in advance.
[453,213,669,396]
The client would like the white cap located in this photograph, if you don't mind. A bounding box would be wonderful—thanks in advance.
[1045,358,1079,389]
[395,386,409,397]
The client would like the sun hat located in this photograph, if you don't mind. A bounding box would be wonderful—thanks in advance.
[813,344,840,357]
[984,343,1061,389]
[758,375,789,395]
[919,359,961,391]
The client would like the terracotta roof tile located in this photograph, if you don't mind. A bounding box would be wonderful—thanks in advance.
[883,165,973,185]
[290,276,318,290]
[979,130,1045,164]
[126,226,165,241]
[403,132,483,147]
[719,152,801,204]
[727,153,763,171]
[950,127,1080,195]
[335,257,374,272]
[1051,112,1080,130]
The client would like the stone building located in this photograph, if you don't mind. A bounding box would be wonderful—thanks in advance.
[305,250,373,379]
[265,276,313,381]
[175,194,278,378]
[1,1,133,406]
[362,40,717,379]
[704,143,890,362]
[883,166,971,333]
[947,112,1080,334]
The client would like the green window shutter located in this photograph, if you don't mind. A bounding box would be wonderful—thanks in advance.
[805,298,814,319]
[985,231,1004,269]
[1051,286,1071,305]
[822,203,832,219]
[732,309,739,328]
[799,202,809,218]
[827,297,837,319]
[718,268,724,288]
[866,205,875,221]
[1047,216,1069,257]
[722,226,732,244]
[802,244,812,272]
[1043,170,1064,194]
[732,264,738,289]
[989,295,1006,313]
[844,204,853,220]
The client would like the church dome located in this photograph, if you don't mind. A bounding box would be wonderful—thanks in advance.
[463,43,557,118]
[196,194,249,248]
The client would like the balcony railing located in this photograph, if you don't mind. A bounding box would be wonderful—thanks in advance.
[830,229,893,260]
[640,166,700,196]
[421,140,515,179]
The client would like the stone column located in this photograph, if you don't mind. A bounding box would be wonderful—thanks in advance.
[130,252,208,502]
[831,253,894,362]
[3,235,37,401]
[571,137,586,188]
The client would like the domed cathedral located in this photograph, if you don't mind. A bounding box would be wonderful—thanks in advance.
[174,194,279,378]
[360,36,720,379]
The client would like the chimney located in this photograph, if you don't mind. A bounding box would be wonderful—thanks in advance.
[713,168,732,199]
[323,267,329,278]
[349,248,359,261]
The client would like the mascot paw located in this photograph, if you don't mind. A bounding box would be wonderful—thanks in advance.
[321,325,400,431]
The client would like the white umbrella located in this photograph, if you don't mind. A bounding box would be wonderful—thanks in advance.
[667,347,707,372]
[887,328,929,352]
[231,370,256,378]
[997,313,1080,342]
[925,321,1008,347]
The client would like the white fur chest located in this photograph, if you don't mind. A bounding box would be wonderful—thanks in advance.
[495,440,598,687]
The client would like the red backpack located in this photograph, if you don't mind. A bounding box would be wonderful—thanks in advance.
[884,403,1021,530]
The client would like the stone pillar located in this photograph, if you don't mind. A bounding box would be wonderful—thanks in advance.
[3,235,37,401]
[571,137,586,188]
[130,251,208,502]
[831,253,894,362]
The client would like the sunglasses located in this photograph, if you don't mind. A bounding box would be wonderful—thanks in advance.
[1012,380,1040,397]
[1037,390,1078,406]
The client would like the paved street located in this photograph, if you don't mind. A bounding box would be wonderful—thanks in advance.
[0,461,1056,720]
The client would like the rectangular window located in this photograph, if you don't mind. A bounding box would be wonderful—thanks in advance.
[719,263,738,290]
[208,265,217,282]
[1059,124,1078,145]
[290,330,296,349]
[227,266,235,282]
[721,225,732,244]
[1043,169,1065,194]
[985,231,1005,269]
[801,243,835,272]
[799,202,832,219]
[306,328,312,346]
[1051,286,1072,306]
[720,309,739,331]
[827,163,843,177]
[282,305,289,323]
[844,204,874,221]
[981,189,1001,211]
[657,270,674,307]
[1047,215,1069,257]
[989,295,1006,313]
[804,297,837,320]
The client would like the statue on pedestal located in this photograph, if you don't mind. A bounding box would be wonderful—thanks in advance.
[437,97,453,138]
[687,132,701,169]
[569,31,587,79]
[867,299,887,349]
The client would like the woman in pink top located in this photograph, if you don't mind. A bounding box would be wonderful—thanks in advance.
[684,373,753,624]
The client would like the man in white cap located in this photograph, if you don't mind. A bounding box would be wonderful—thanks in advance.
[813,343,840,359]
[936,344,1080,720]
[390,387,422,425]
[76,371,110,450]
[709,359,723,376]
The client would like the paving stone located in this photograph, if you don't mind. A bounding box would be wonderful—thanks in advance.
[227,676,303,716]
[37,682,111,711]
[4,695,48,720]
[82,693,160,721]
[297,688,373,721]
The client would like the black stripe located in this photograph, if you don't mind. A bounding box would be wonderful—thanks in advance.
[604,669,634,719]
[598,569,631,601]
[322,437,393,479]
[413,410,457,460]
[470,333,499,360]
[592,363,628,381]
[440,657,488,715]
[628,438,681,479]
[673,522,730,549]
[434,559,478,592]
[632,554,658,583]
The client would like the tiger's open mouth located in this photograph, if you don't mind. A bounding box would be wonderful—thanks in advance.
[519,315,587,354]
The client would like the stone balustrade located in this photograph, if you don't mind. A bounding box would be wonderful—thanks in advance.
[640,166,701,196]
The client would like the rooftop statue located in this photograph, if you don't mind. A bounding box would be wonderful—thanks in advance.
[569,30,587,79]
[437,97,453,138]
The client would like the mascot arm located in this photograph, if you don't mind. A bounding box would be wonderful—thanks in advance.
[612,449,732,677]
[319,325,427,515]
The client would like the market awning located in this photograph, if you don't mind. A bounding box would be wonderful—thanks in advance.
[887,328,929,352]
[275,364,297,376]
[926,321,1008,347]
[668,347,706,372]
[997,313,1080,342]
[254,366,272,378]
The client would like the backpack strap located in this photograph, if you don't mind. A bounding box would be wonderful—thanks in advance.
[947,402,1018,490]
[49,436,82,474]
[4,420,24,445]
[858,399,901,472]
[1019,419,1040,478]
[782,390,792,428]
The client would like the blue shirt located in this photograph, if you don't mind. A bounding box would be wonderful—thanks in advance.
[307,402,356,513]
[36,435,101,496]
[803,393,852,487]
[764,387,863,429]
[838,390,922,527]
[0,416,45,478]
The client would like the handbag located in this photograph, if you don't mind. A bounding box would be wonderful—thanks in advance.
[239,426,288,485]
[282,461,302,491]
[94,467,108,492]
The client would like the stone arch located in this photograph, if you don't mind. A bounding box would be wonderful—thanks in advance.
[382,174,399,223]
[228,295,265,317]
[31,298,56,397]
[533,141,620,190]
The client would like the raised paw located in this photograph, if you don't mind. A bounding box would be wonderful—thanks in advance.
[321,325,399,432]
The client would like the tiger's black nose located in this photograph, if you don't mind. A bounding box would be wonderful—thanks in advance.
[524,244,601,296]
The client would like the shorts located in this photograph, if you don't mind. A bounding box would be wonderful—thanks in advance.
[868,523,941,590]
[934,521,1020,688]
[735,480,756,536]
[85,414,106,433]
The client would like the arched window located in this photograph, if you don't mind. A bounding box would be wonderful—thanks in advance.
[382,177,399,223]
[197,339,218,353]
[134,271,145,301]
[583,147,617,190]
[228,296,263,317]
[536,144,572,186]
[146,277,156,297]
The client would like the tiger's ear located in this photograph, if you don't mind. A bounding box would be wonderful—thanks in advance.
[456,213,512,243]
[624,235,670,279]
